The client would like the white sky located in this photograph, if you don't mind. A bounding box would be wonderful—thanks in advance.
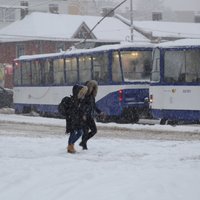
[164,0,200,11]
[119,0,200,11]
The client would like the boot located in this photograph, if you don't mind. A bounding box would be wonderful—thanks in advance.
[79,141,88,150]
[79,132,95,150]
[67,144,76,153]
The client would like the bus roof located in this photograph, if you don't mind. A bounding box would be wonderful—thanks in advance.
[15,42,154,61]
[156,39,200,49]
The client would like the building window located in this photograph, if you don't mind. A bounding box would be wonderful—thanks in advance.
[0,8,15,22]
[195,15,200,23]
[152,12,162,21]
[49,4,59,14]
[16,44,25,58]
[56,43,65,52]
[5,8,15,22]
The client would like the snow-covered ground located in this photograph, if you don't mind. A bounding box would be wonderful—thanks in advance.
[0,113,200,200]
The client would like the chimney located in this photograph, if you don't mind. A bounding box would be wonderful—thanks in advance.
[20,1,28,19]
[49,4,59,14]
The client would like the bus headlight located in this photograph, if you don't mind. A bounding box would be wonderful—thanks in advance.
[149,94,153,103]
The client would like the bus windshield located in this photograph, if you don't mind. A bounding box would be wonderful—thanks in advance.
[164,49,200,83]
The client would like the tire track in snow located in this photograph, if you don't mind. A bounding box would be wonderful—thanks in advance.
[1,121,200,141]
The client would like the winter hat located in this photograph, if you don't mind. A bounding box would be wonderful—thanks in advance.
[72,84,88,99]
[86,80,98,97]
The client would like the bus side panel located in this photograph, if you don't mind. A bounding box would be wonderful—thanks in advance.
[15,103,58,115]
[152,109,200,121]
[150,85,200,121]
[14,84,150,119]
[96,91,122,116]
[96,87,149,116]
[13,86,72,105]
[124,88,149,108]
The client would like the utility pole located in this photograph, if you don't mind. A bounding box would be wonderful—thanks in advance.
[130,0,134,42]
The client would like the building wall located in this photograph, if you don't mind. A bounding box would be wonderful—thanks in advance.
[0,40,75,88]
[175,11,195,22]
[119,9,200,23]
[0,40,76,64]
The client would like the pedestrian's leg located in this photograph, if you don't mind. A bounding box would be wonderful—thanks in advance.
[79,127,89,150]
[67,131,76,153]
[81,126,89,141]
[72,129,83,144]
[67,129,83,153]
[87,118,97,139]
[80,118,97,150]
[68,129,83,153]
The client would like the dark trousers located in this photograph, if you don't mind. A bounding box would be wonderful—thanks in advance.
[68,129,83,145]
[82,117,97,142]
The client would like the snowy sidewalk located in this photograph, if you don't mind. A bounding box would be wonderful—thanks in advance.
[0,135,200,200]
[1,113,200,134]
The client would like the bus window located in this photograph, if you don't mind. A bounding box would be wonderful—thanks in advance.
[44,60,54,84]
[39,60,53,85]
[164,51,185,83]
[53,58,64,84]
[121,51,152,82]
[185,50,200,83]
[21,61,31,85]
[65,57,78,84]
[151,48,160,82]
[92,53,109,83]
[79,56,92,83]
[14,62,21,85]
[39,60,45,85]
[164,50,200,83]
[112,51,122,83]
[31,60,40,85]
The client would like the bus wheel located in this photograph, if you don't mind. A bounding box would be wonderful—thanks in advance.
[160,118,167,125]
[122,109,139,123]
[167,120,178,126]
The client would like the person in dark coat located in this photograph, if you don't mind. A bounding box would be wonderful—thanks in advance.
[79,80,105,150]
[66,84,88,153]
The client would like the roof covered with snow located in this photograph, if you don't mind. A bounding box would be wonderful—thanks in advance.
[0,12,149,43]
[156,38,200,48]
[133,21,200,39]
[115,15,200,41]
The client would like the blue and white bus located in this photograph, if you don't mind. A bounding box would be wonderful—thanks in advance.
[13,42,153,123]
[149,39,200,124]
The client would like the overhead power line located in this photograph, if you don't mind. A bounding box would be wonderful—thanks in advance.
[76,0,128,46]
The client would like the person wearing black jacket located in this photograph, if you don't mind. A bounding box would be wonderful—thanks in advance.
[66,84,88,153]
[79,80,105,150]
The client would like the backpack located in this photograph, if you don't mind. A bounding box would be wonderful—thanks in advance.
[58,96,72,117]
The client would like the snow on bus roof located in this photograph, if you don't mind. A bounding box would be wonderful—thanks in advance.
[156,39,200,48]
[15,52,65,61]
[16,41,154,61]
